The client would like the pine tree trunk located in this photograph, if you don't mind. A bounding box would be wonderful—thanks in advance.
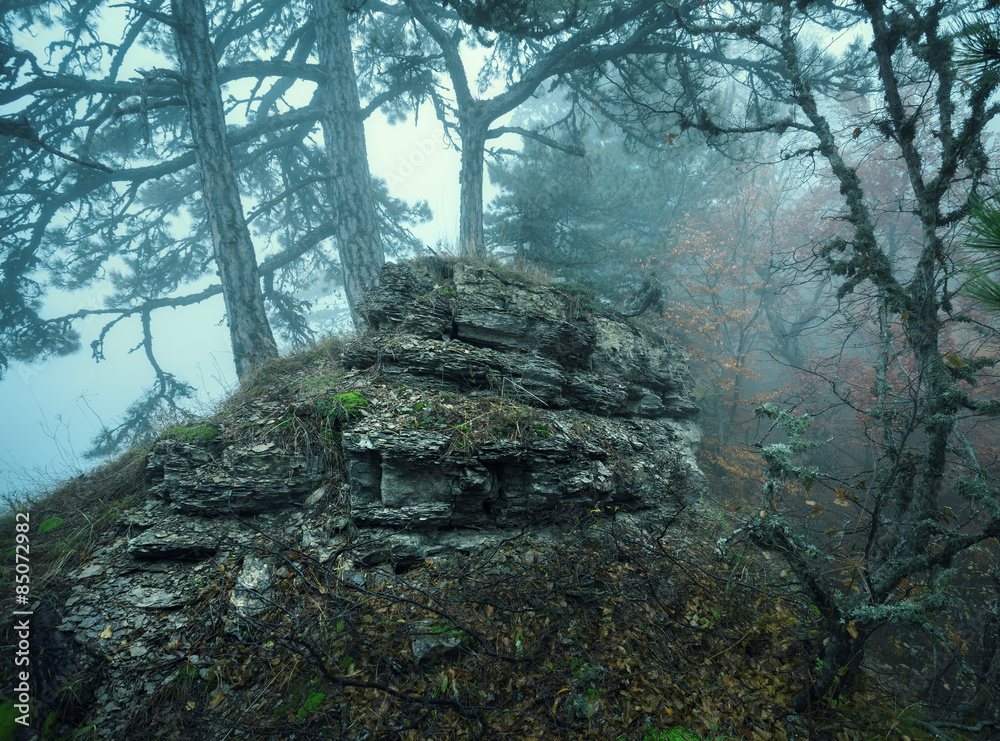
[171,0,277,379]
[314,0,384,326]
[459,113,489,256]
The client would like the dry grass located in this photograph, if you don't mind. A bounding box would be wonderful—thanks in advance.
[411,252,554,286]
[0,444,151,599]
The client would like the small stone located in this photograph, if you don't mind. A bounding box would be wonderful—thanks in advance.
[77,564,105,579]
[230,555,274,619]
[409,620,463,664]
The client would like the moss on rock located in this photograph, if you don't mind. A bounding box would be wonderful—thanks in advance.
[163,423,219,442]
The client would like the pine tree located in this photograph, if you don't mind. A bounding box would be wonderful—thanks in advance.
[0,0,430,452]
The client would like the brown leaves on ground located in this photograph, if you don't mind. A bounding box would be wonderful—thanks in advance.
[126,510,907,740]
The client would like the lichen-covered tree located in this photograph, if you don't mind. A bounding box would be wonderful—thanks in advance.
[637,0,1000,715]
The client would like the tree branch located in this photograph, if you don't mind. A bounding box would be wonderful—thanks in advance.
[51,220,337,326]
[486,125,585,156]
[111,2,177,27]
[0,116,115,173]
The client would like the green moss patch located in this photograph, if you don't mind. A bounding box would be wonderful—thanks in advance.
[163,423,219,442]
[37,516,66,533]
[332,392,368,420]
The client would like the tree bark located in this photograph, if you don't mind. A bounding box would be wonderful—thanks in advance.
[314,0,385,325]
[793,621,868,712]
[171,0,277,379]
[459,112,489,256]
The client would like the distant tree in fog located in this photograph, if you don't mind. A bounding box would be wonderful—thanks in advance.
[389,0,688,255]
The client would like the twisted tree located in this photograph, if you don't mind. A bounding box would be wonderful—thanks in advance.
[1,0,430,452]
[641,0,1000,713]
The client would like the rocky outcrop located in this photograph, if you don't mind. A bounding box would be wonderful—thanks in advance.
[33,257,706,739]
[146,434,326,514]
[348,259,699,420]
[341,407,696,529]
[341,259,702,526]
[139,258,702,529]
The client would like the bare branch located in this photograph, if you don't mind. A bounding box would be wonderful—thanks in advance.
[486,125,585,156]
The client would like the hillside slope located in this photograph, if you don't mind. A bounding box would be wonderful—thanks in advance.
[1,258,947,740]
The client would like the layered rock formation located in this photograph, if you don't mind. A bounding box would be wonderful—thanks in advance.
[145,257,703,527]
